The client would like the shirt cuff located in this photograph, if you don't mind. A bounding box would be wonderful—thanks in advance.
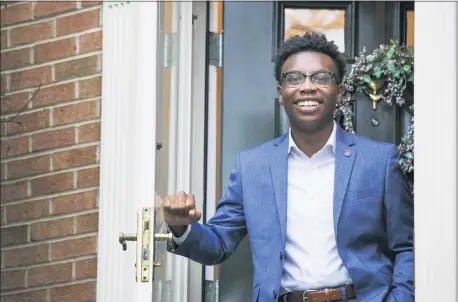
[166,224,191,245]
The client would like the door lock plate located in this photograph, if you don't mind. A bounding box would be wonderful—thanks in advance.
[120,207,175,282]
[140,208,151,282]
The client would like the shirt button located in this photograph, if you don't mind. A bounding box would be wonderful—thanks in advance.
[279,252,284,260]
[273,290,277,299]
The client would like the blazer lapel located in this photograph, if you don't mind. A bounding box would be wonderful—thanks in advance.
[333,127,357,237]
[271,133,289,242]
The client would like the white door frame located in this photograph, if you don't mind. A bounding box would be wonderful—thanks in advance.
[414,2,456,302]
[96,2,198,301]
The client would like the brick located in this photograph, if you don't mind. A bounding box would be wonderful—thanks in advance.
[57,10,100,36]
[10,65,52,91]
[77,167,99,188]
[0,91,29,114]
[55,55,99,81]
[79,31,102,53]
[3,244,49,267]
[1,136,29,158]
[82,1,102,7]
[1,164,5,183]
[1,118,6,135]
[1,162,5,180]
[78,122,100,143]
[1,119,5,136]
[76,212,98,233]
[7,154,50,180]
[51,281,96,302]
[10,21,53,46]
[0,180,28,203]
[1,47,31,70]
[5,199,49,223]
[51,236,97,260]
[7,109,50,135]
[53,145,97,170]
[79,76,101,98]
[0,224,28,247]
[34,2,76,18]
[28,262,72,287]
[0,92,29,114]
[52,190,97,215]
[33,82,75,108]
[1,269,26,290]
[0,205,5,225]
[31,172,74,197]
[1,73,8,92]
[31,127,75,152]
[54,100,98,126]
[3,289,47,302]
[31,217,74,241]
[1,29,8,48]
[75,257,97,279]
[34,38,76,64]
[0,2,33,26]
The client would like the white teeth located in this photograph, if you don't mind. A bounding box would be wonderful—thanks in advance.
[297,100,320,107]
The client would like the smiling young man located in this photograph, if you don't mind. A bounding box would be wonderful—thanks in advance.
[163,33,414,302]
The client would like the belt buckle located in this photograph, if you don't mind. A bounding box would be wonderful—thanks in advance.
[302,289,317,302]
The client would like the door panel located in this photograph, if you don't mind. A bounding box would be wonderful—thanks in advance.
[154,2,196,301]
[107,2,194,302]
[152,2,178,300]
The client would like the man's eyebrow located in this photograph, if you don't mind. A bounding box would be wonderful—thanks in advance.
[283,69,333,74]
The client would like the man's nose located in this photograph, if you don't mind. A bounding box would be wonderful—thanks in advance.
[298,76,316,92]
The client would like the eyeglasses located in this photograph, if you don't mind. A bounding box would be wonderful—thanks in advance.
[281,70,338,88]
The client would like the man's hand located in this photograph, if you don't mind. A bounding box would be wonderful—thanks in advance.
[163,191,202,237]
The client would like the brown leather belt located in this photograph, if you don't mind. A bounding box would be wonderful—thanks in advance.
[280,285,356,302]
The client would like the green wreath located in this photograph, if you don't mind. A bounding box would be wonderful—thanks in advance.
[334,40,414,187]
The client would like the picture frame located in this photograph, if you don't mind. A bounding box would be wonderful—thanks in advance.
[400,2,415,47]
[272,1,356,62]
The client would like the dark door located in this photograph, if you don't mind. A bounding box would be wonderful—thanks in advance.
[217,2,414,301]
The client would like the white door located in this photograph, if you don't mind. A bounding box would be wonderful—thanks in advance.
[96,2,196,301]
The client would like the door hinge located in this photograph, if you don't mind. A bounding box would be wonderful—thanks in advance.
[163,33,178,67]
[205,280,219,302]
[208,31,223,67]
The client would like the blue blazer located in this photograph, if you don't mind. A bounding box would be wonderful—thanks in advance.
[171,126,414,302]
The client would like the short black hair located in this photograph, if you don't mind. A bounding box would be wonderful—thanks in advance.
[274,32,346,84]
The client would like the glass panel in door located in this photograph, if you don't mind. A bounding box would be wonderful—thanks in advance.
[152,1,181,301]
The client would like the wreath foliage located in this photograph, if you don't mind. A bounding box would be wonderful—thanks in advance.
[334,40,414,186]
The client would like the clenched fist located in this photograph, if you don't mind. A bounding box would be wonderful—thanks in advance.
[163,191,202,237]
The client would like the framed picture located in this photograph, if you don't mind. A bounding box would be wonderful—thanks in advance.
[272,1,356,62]
[400,2,415,47]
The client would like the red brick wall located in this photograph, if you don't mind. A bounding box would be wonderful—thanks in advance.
[1,2,102,301]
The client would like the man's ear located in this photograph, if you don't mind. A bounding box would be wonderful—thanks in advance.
[337,83,345,105]
[277,85,283,105]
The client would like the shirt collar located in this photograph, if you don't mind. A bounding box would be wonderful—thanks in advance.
[288,122,337,155]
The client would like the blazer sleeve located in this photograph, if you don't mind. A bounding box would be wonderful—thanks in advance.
[167,152,247,265]
[384,145,415,302]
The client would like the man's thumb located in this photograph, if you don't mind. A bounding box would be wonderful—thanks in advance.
[189,209,202,221]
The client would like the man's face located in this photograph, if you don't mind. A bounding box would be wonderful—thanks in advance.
[277,51,343,132]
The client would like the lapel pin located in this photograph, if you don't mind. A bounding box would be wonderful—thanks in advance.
[344,150,352,157]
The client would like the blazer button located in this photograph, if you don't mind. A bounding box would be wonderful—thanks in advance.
[279,252,284,260]
[273,290,277,299]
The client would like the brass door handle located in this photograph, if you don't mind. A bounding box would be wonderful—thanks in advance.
[119,208,176,282]
[119,232,137,251]
[119,232,172,251]
[154,233,172,242]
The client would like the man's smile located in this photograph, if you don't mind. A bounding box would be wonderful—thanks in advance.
[292,97,324,114]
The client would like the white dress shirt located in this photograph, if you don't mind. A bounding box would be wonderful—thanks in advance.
[280,122,352,294]
[171,122,352,293]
